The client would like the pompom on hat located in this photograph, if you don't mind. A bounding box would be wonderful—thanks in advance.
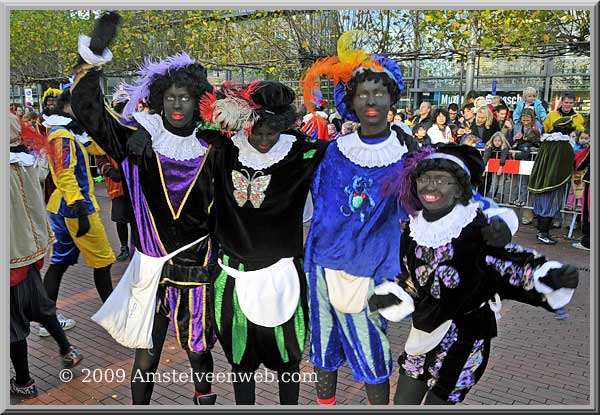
[300,30,404,122]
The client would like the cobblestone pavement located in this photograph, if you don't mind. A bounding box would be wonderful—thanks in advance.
[11,184,591,406]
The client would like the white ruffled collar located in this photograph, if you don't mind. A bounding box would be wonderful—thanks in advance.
[10,152,36,167]
[132,112,207,161]
[337,130,407,168]
[541,132,575,146]
[231,130,296,170]
[410,202,480,248]
[42,114,72,128]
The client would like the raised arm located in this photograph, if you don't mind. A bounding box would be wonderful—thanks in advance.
[70,12,133,162]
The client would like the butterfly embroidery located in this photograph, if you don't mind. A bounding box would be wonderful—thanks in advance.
[231,169,272,208]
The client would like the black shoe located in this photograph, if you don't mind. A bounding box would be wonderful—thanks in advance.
[193,393,217,405]
[537,233,557,245]
[116,246,130,262]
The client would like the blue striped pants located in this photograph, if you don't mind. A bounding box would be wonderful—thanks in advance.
[306,264,393,384]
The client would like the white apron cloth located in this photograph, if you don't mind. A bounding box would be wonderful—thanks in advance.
[91,235,207,349]
[405,320,454,355]
[217,257,300,328]
[324,268,371,314]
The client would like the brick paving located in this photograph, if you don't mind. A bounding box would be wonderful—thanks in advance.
[10,183,591,406]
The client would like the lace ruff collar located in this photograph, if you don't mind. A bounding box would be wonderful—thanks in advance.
[541,132,575,146]
[42,114,72,128]
[409,202,480,248]
[231,131,296,170]
[132,112,207,161]
[337,130,407,168]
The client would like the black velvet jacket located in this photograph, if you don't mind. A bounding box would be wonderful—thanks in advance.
[208,130,328,270]
[400,210,552,340]
[70,66,213,281]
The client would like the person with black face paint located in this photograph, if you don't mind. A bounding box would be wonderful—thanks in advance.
[69,12,217,405]
[198,80,328,405]
[300,31,415,406]
[42,87,115,336]
[379,144,579,405]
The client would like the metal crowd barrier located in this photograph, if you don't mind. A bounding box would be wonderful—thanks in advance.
[480,149,582,238]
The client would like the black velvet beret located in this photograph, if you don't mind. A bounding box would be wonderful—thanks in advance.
[250,81,295,114]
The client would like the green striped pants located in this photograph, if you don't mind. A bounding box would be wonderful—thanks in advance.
[212,254,308,372]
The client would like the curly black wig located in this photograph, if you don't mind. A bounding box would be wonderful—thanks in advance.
[342,69,400,115]
[252,105,298,133]
[147,63,212,123]
[412,159,473,206]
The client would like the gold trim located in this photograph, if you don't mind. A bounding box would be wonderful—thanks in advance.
[10,249,49,265]
[70,63,95,91]
[201,285,207,349]
[174,288,182,347]
[203,239,212,267]
[528,175,572,194]
[145,200,168,256]
[158,277,205,286]
[188,289,194,351]
[154,147,208,221]
[105,103,138,131]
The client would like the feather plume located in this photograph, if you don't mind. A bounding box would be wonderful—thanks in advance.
[199,91,218,125]
[211,96,258,137]
[121,53,196,119]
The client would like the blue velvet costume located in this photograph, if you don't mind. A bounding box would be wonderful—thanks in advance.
[305,131,408,384]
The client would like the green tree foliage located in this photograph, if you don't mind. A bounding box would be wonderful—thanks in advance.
[9,9,590,85]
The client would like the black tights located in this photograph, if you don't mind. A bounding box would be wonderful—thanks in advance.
[131,313,213,405]
[315,368,390,404]
[44,263,113,303]
[11,340,30,385]
[39,314,72,355]
[393,375,453,405]
[116,223,129,247]
[232,364,300,405]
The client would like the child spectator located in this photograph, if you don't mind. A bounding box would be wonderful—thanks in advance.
[462,134,480,147]
[483,132,511,202]
[510,129,540,208]
[413,122,432,148]
[327,123,340,141]
[448,124,459,143]
[574,130,590,152]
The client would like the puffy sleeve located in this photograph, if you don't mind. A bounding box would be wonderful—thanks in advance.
[47,136,83,206]
[485,243,575,311]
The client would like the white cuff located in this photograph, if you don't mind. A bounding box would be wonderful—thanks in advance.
[78,35,113,66]
[484,207,519,236]
[373,281,415,322]
[533,261,575,309]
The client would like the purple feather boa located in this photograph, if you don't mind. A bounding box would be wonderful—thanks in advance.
[121,53,196,120]
[381,146,435,217]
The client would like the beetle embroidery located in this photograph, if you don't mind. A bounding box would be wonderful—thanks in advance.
[340,175,375,222]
